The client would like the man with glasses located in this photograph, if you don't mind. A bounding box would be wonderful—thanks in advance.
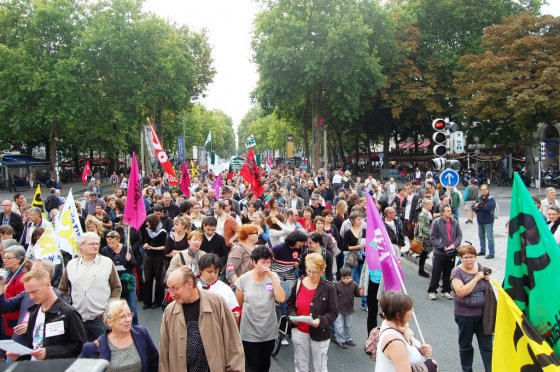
[472,184,496,259]
[428,204,462,300]
[59,232,121,341]
[1,200,23,242]
[383,207,405,254]
[541,187,560,214]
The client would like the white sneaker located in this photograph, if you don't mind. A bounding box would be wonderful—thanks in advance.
[441,292,453,300]
[428,293,437,300]
[281,338,289,346]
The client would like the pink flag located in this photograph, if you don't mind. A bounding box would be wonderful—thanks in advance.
[180,162,191,198]
[123,152,146,230]
[365,193,404,292]
[211,176,222,198]
[267,154,273,166]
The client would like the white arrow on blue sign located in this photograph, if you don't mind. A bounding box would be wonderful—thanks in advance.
[440,169,459,188]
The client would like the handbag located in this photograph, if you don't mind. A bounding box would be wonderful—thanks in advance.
[346,228,362,268]
[409,222,424,254]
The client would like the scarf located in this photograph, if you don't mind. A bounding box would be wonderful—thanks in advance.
[147,222,163,238]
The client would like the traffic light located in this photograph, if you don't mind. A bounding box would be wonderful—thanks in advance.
[540,142,546,160]
[432,118,447,157]
[432,157,461,171]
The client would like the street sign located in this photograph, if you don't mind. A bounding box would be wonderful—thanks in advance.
[301,162,308,171]
[378,153,384,160]
[451,131,464,154]
[440,169,459,188]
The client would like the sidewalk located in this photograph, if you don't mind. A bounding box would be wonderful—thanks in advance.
[0,181,110,205]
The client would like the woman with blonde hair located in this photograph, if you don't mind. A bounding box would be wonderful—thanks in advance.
[225,224,260,285]
[287,253,338,372]
[79,300,159,371]
[167,230,206,275]
[85,215,107,247]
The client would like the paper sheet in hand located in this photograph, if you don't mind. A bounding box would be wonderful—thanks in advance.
[0,340,32,355]
[289,315,314,324]
[115,265,126,272]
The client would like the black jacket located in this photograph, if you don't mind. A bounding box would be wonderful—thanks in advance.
[384,219,405,247]
[4,212,23,242]
[286,277,338,342]
[21,298,87,360]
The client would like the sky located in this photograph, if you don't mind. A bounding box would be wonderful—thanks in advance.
[143,1,560,130]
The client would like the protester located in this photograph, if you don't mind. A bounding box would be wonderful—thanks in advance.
[79,300,159,372]
[142,214,167,310]
[333,267,360,348]
[416,198,434,278]
[375,291,435,372]
[472,184,496,259]
[226,224,260,285]
[540,187,560,214]
[298,231,333,282]
[167,230,206,275]
[451,245,493,372]
[101,231,138,325]
[287,253,338,372]
[1,245,27,338]
[7,269,87,361]
[59,232,122,341]
[160,266,244,371]
[235,246,286,371]
[1,200,23,242]
[163,215,191,273]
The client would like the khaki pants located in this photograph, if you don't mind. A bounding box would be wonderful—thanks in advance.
[292,328,330,372]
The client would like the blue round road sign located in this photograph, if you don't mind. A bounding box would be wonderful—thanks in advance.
[440,169,459,188]
[301,162,308,171]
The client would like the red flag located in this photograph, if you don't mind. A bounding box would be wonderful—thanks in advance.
[146,118,179,186]
[240,149,264,198]
[227,162,234,180]
[81,161,91,185]
[123,152,146,230]
[180,161,191,198]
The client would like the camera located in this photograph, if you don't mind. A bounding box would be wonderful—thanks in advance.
[480,267,492,275]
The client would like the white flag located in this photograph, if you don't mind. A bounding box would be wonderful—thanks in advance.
[245,134,257,149]
[204,131,212,147]
[30,225,62,264]
[54,189,83,257]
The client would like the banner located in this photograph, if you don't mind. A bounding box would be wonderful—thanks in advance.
[146,119,179,186]
[244,134,257,149]
[177,136,185,162]
[504,173,560,355]
[123,152,147,230]
[365,193,403,291]
[29,226,62,264]
[204,131,212,147]
[211,176,222,199]
[144,125,156,162]
[81,160,91,185]
[54,190,83,256]
[227,163,234,180]
[240,148,264,198]
[180,162,191,198]
[493,280,560,370]
[190,160,199,177]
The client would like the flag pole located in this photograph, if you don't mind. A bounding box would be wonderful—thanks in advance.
[4,257,32,288]
[127,224,131,255]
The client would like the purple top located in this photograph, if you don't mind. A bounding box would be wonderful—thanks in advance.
[451,264,488,317]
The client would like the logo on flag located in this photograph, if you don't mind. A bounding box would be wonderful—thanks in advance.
[204,131,212,147]
[81,161,92,185]
[123,152,147,230]
[29,226,62,264]
[239,148,264,198]
[147,118,179,186]
[54,190,83,257]
[244,134,257,149]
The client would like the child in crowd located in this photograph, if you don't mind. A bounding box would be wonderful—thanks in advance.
[333,267,361,348]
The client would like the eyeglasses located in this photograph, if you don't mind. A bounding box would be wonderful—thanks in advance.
[84,242,100,246]
[306,270,321,276]
[462,256,476,260]
[3,256,16,261]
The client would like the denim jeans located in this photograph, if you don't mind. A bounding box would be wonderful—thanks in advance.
[334,314,353,343]
[83,317,107,342]
[478,223,495,255]
[351,263,367,306]
[454,314,493,372]
[125,289,139,325]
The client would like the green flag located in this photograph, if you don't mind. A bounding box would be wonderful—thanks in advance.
[505,172,560,356]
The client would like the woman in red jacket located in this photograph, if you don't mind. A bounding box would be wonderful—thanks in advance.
[2,245,27,338]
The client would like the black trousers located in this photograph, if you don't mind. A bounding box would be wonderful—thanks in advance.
[242,339,275,372]
[367,280,381,335]
[143,254,164,306]
[428,254,455,293]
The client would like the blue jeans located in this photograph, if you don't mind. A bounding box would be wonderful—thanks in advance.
[352,263,367,306]
[477,223,495,255]
[334,314,353,343]
[455,314,492,372]
[125,289,139,325]
[83,317,107,342]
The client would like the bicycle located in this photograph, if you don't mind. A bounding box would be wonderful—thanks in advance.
[271,279,293,357]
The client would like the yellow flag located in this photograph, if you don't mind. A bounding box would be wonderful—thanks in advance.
[492,280,560,370]
[31,184,44,210]
[30,226,62,264]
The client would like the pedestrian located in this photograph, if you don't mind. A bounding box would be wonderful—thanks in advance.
[1,246,28,338]
[375,291,435,372]
[1,200,23,242]
[451,245,493,372]
[225,224,260,285]
[160,266,244,372]
[287,253,338,372]
[235,246,286,372]
[546,206,560,245]
[59,232,122,341]
[427,204,462,300]
[471,184,496,259]
[463,179,478,224]
[333,267,360,349]
[416,199,434,278]
[167,230,205,275]
[540,187,560,214]
[7,268,87,361]
[450,187,461,220]
[79,300,159,371]
[298,232,333,282]
[342,212,366,309]
[142,214,168,310]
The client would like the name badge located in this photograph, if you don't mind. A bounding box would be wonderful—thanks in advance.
[45,321,65,338]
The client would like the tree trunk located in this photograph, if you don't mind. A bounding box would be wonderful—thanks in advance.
[354,133,360,175]
[302,127,310,160]
[383,120,390,170]
[311,94,322,171]
[49,124,58,180]
[335,128,346,169]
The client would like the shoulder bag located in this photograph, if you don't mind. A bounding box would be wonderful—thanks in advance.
[345,229,362,268]
[410,219,424,254]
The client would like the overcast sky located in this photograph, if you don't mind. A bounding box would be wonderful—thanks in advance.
[143,1,560,130]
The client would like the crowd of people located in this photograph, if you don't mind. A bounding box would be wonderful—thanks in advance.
[0,164,523,371]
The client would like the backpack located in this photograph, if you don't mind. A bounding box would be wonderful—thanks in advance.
[364,326,400,360]
[44,195,59,213]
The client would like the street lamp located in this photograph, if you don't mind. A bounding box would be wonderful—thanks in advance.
[474,137,480,170]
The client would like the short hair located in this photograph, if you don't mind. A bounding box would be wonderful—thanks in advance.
[4,245,25,262]
[146,214,160,230]
[22,268,50,285]
[33,260,55,280]
[306,252,326,271]
[216,200,227,210]
[321,209,333,217]
[421,199,433,208]
[179,200,192,214]
[0,225,14,236]
[202,216,217,228]
[546,187,556,193]
[307,231,323,246]
[251,245,273,262]
[285,230,308,247]
[314,216,325,225]
[339,267,352,277]
[13,193,23,201]
[103,300,130,329]
[188,230,203,240]
[379,291,414,326]
[106,231,121,240]
[78,231,101,245]
[302,206,313,214]
[171,266,197,286]
[0,238,18,250]
[29,207,42,216]
[440,204,452,213]
[198,253,223,271]
[237,224,259,241]
[348,211,362,223]
[458,245,477,257]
